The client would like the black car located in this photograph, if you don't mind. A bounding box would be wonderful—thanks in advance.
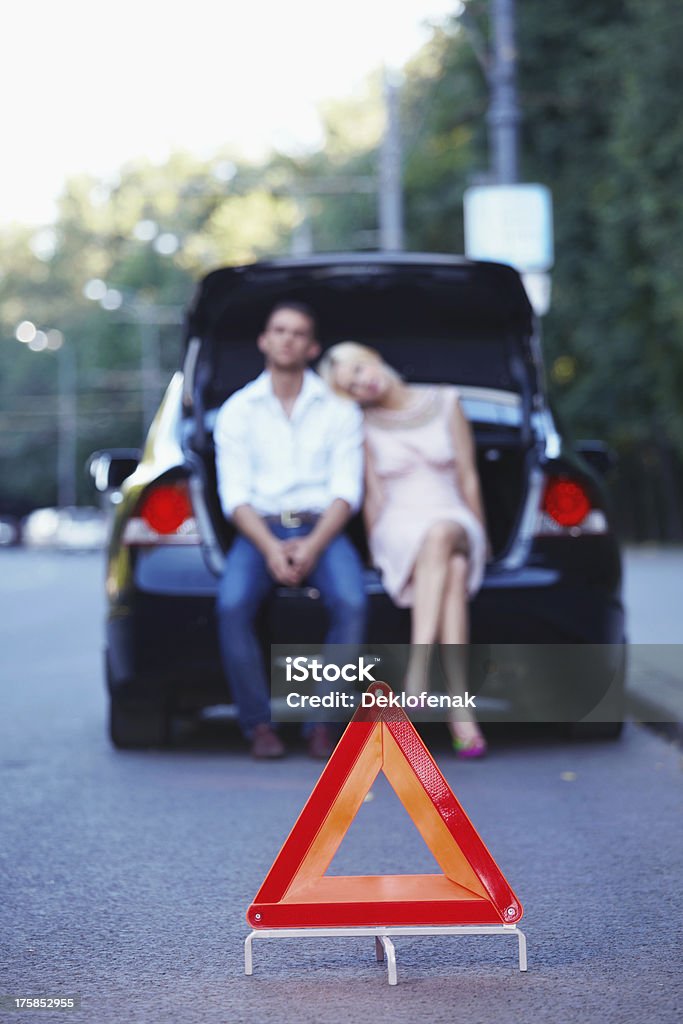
[91,253,626,748]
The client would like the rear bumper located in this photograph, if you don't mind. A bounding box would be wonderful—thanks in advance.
[471,573,624,644]
[105,545,625,711]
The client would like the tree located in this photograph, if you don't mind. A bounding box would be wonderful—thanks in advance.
[3,1,682,535]
[0,152,299,509]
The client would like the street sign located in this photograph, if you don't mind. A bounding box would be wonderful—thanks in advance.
[247,681,523,929]
[464,183,554,272]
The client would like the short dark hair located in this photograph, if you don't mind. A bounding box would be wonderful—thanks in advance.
[265,300,318,336]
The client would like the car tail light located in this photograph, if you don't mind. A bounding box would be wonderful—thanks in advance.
[140,486,193,534]
[543,478,591,527]
[535,475,607,536]
[122,482,201,546]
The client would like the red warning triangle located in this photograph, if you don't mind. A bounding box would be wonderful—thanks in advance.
[248,682,523,929]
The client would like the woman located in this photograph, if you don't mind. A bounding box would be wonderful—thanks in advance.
[318,342,488,758]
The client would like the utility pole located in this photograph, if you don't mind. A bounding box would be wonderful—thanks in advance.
[134,303,183,435]
[57,342,77,507]
[85,281,183,438]
[140,317,162,433]
[464,1,553,315]
[378,70,404,251]
[290,186,314,256]
[487,0,521,184]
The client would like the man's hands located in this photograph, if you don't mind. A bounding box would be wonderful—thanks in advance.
[264,536,322,586]
[233,500,352,587]
[264,540,301,586]
[284,536,321,582]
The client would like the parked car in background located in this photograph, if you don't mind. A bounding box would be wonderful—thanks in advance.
[23,506,108,552]
[0,514,21,546]
[90,253,626,748]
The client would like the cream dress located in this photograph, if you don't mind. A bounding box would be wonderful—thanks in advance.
[364,385,487,607]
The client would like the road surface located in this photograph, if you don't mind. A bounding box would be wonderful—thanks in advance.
[0,550,680,1023]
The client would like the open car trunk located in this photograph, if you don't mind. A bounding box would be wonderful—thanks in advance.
[180,255,539,565]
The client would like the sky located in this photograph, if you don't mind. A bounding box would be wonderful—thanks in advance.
[3,0,459,226]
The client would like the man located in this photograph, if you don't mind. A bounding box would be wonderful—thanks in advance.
[214,301,367,759]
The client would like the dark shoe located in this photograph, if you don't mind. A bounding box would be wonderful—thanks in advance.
[250,723,286,759]
[307,725,336,760]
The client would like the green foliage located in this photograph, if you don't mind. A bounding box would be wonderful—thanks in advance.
[0,153,299,510]
[2,0,682,536]
[510,0,683,538]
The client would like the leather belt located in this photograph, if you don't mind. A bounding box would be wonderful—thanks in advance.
[264,511,319,528]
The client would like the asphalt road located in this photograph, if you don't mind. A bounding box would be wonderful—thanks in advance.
[1,550,681,1024]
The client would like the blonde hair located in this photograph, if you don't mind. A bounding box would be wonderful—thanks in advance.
[318,341,387,397]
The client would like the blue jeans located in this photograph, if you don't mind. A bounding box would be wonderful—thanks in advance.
[217,521,367,736]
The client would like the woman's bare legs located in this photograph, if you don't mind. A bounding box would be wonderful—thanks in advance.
[402,522,485,753]
[438,554,469,644]
[402,644,432,698]
[403,523,467,698]
[437,554,486,752]
[410,523,467,642]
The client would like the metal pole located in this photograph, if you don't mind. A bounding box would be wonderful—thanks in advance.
[140,318,161,434]
[487,0,521,184]
[379,70,404,251]
[290,187,314,256]
[57,343,77,507]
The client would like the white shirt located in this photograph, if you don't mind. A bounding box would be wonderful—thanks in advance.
[214,369,364,518]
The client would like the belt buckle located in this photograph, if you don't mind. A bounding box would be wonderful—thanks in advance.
[281,510,302,528]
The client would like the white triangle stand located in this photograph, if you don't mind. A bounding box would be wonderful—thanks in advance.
[244,923,527,986]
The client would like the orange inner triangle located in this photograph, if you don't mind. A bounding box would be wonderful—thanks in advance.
[283,720,490,907]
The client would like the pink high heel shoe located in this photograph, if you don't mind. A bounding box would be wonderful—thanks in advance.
[450,724,487,760]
